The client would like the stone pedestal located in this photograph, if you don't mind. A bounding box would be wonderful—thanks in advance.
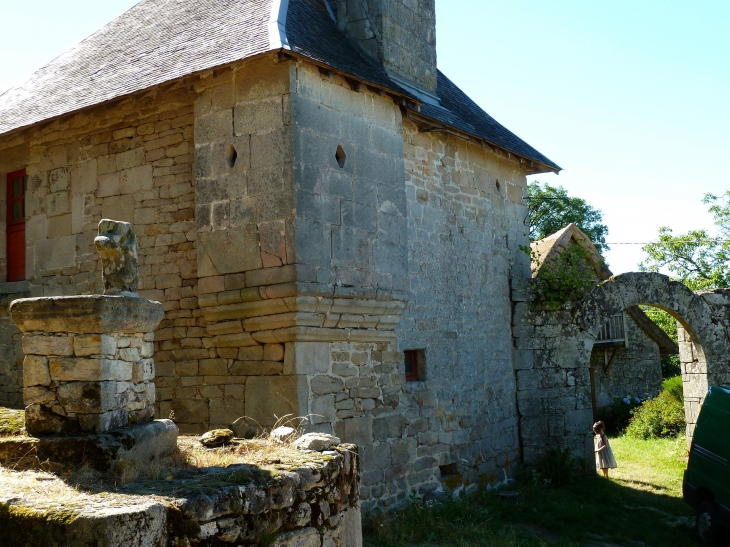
[9,295,164,435]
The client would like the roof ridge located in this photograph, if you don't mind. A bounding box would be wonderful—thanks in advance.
[269,0,291,50]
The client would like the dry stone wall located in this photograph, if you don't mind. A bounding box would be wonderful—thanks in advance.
[0,442,362,547]
[21,331,156,435]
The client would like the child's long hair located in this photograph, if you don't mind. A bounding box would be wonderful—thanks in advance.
[593,421,605,435]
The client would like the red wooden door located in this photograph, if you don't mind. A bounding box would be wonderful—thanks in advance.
[6,169,26,282]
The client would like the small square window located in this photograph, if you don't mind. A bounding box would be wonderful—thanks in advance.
[404,350,422,382]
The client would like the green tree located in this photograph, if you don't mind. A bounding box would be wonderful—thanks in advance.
[527,182,610,254]
[641,306,681,378]
[639,191,730,290]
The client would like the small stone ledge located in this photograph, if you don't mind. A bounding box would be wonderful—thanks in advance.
[0,419,178,472]
[0,280,30,296]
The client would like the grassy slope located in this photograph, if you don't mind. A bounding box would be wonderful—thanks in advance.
[364,436,695,547]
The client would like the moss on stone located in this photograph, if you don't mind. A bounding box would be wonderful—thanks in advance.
[0,408,25,437]
[0,504,77,547]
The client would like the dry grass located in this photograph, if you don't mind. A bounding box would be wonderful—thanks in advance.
[0,414,332,503]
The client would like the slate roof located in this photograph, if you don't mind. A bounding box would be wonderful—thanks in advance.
[0,0,560,172]
[0,0,272,136]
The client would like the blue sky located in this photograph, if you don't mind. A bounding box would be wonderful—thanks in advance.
[1,1,728,273]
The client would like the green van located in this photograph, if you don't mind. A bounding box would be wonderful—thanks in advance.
[684,385,730,543]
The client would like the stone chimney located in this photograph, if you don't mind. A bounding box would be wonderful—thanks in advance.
[335,0,438,98]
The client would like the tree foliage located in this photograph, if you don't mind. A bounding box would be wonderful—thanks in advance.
[529,244,599,309]
[639,191,730,290]
[527,182,610,254]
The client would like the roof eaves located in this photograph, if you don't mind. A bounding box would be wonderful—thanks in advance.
[405,106,561,175]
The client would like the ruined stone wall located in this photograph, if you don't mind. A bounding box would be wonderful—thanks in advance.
[0,441,363,547]
[590,314,663,415]
[515,274,730,464]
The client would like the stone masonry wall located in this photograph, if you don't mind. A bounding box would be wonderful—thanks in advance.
[0,441,363,547]
[335,0,438,93]
[22,331,155,435]
[0,74,201,425]
[590,313,663,415]
[0,289,26,409]
[396,119,528,492]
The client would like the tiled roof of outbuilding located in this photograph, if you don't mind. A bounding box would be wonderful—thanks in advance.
[0,0,560,172]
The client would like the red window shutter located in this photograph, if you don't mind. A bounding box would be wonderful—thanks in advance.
[7,169,26,282]
[404,350,420,382]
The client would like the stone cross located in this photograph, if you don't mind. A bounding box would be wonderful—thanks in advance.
[94,219,139,296]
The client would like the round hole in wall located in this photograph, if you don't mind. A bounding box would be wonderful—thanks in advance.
[335,145,347,168]
[225,144,238,168]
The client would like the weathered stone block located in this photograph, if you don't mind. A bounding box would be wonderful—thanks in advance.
[244,375,308,427]
[171,398,210,423]
[234,96,283,136]
[23,355,50,387]
[24,386,56,405]
[264,343,285,362]
[311,375,344,395]
[210,398,246,427]
[57,381,117,414]
[35,236,77,271]
[310,394,336,424]
[283,342,330,375]
[335,415,373,446]
[71,159,98,195]
[23,335,74,357]
[198,225,262,276]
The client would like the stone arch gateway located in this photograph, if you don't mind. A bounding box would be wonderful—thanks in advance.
[515,272,730,465]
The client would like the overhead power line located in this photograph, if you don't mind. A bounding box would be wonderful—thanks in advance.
[603,240,730,245]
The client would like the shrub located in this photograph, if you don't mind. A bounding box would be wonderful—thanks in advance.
[662,375,684,404]
[626,392,685,440]
[534,446,586,488]
[612,396,644,431]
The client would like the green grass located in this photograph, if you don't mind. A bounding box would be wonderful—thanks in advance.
[364,436,695,547]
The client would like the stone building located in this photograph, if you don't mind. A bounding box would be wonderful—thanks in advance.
[531,224,678,422]
[0,0,562,508]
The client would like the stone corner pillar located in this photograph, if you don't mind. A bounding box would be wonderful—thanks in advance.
[9,294,164,436]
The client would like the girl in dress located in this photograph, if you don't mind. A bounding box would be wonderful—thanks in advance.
[593,421,617,477]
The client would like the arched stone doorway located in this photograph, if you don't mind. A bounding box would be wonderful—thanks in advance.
[515,272,730,465]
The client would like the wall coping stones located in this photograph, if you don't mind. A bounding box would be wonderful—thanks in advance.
[0,441,362,547]
[9,295,164,334]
